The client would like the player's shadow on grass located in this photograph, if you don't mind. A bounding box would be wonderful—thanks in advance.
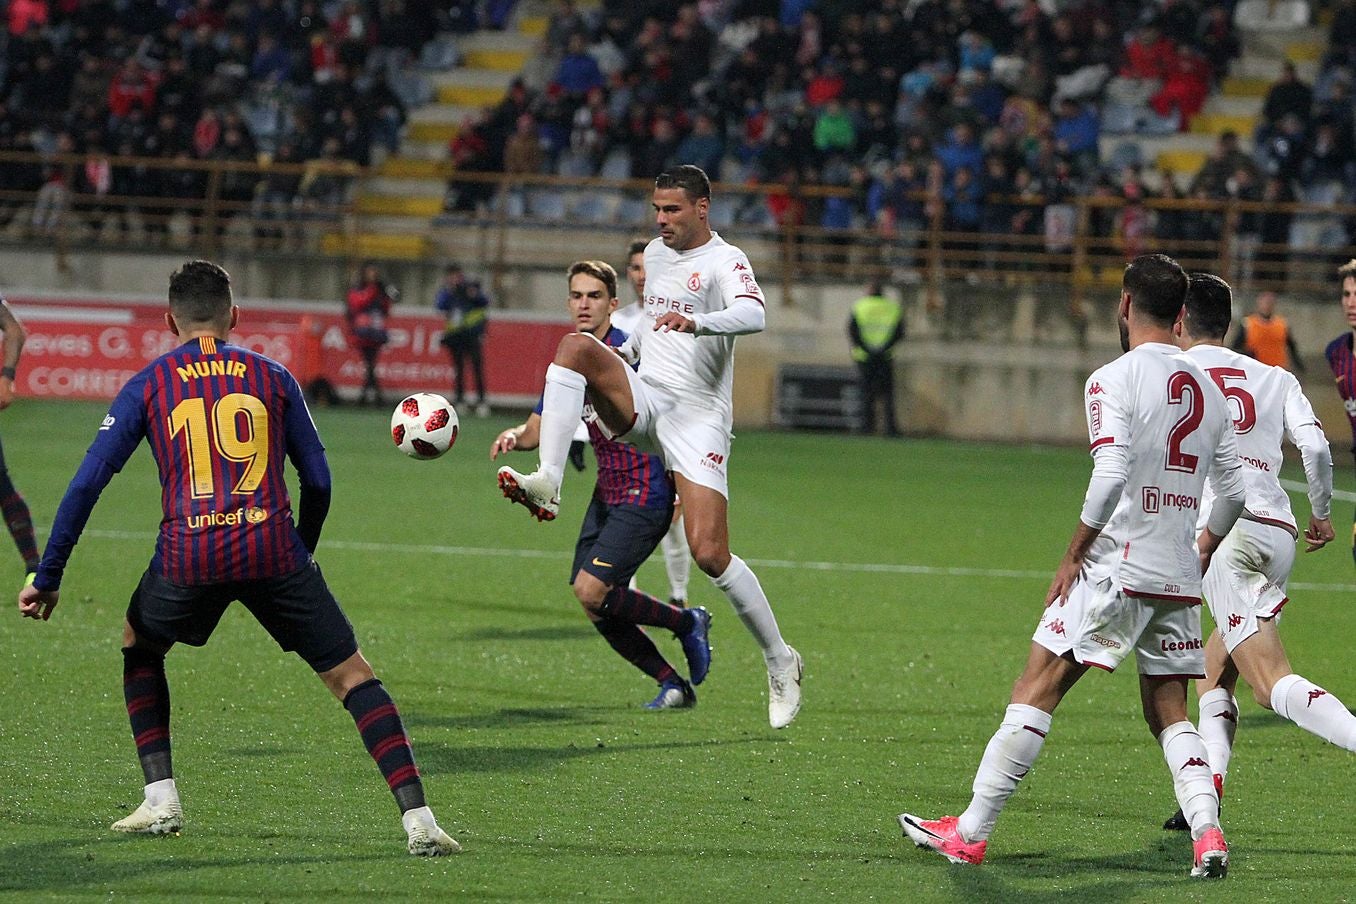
[405,705,614,731]
[929,838,1191,903]
[459,623,597,642]
[414,736,765,775]
[0,840,394,893]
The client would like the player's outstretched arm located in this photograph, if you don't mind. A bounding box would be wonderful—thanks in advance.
[491,414,541,458]
[0,299,28,411]
[18,584,58,621]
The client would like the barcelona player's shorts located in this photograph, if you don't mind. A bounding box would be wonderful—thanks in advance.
[127,561,358,672]
[571,494,675,589]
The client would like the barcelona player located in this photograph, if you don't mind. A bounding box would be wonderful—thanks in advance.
[1323,259,1356,564]
[18,261,459,856]
[492,260,712,709]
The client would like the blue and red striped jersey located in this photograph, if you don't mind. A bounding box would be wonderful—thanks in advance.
[88,336,322,584]
[1325,332,1356,453]
[535,326,673,510]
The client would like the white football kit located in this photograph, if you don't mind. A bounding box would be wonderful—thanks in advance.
[612,233,766,496]
[1033,342,1246,675]
[1186,345,1332,653]
[610,302,646,336]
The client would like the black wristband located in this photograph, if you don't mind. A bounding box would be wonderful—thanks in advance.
[0,366,14,380]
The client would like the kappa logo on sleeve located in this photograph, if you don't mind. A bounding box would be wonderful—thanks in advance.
[1087,382,1105,395]
[99,415,116,431]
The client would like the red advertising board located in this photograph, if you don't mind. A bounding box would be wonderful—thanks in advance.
[10,295,569,405]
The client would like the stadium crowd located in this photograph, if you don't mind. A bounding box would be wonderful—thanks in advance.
[0,0,482,229]
[450,0,1355,258]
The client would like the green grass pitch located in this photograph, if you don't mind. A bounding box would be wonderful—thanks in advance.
[2,400,1355,902]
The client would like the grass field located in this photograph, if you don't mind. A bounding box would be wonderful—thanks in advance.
[3,399,1355,902]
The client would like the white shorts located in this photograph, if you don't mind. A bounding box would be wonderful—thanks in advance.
[1032,576,1206,677]
[1202,519,1293,654]
[617,361,732,497]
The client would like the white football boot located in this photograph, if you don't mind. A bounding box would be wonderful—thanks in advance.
[497,467,560,522]
[404,807,462,856]
[111,797,183,835]
[768,646,803,729]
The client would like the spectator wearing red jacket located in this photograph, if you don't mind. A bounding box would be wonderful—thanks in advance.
[107,60,157,121]
[1121,22,1176,80]
[345,262,397,406]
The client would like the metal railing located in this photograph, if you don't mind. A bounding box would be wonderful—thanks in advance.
[3,152,1354,309]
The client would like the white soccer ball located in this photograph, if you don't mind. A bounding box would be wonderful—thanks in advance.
[391,392,459,460]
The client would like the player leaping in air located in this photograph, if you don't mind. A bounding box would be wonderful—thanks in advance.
[496,164,803,729]
[18,261,459,856]
[898,254,1246,879]
[1160,273,1354,829]
[492,260,712,710]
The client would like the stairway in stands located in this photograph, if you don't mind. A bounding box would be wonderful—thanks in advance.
[324,14,546,260]
[1107,19,1328,188]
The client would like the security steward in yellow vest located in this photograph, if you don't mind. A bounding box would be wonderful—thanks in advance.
[849,281,905,436]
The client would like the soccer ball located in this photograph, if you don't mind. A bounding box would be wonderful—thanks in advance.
[391,392,458,460]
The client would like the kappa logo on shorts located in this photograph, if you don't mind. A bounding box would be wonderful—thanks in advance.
[700,451,725,470]
[1307,688,1329,707]
[1045,618,1066,636]
[1090,633,1121,649]
[1228,613,1244,629]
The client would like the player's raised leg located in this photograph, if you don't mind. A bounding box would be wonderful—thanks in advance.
[902,643,1082,865]
[322,651,460,855]
[498,334,636,521]
[111,623,182,835]
[677,474,800,727]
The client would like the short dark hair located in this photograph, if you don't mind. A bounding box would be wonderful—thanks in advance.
[655,164,711,201]
[1122,253,1187,326]
[627,239,648,258]
[1184,272,1232,340]
[168,260,232,326]
[1338,258,1356,284]
[568,260,618,300]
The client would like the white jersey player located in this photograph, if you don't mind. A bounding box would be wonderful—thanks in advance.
[496,165,802,729]
[900,254,1245,880]
[616,238,691,607]
[1160,273,1354,832]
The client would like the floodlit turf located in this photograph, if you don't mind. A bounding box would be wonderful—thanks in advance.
[3,400,1356,902]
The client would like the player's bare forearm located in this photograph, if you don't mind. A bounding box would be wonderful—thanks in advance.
[1046,520,1101,606]
[491,417,539,458]
[1303,515,1335,552]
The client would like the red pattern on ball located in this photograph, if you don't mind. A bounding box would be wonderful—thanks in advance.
[401,397,421,417]
[411,438,439,457]
[392,424,406,445]
[425,408,450,431]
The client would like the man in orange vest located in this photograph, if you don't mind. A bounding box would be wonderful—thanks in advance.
[1231,290,1305,372]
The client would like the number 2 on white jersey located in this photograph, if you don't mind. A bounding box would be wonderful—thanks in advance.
[1165,371,1204,473]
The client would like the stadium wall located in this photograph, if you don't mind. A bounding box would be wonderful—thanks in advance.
[4,248,1350,449]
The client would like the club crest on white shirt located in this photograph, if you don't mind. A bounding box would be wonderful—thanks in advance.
[687,273,701,291]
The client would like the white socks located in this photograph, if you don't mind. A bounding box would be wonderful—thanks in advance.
[1270,673,1356,751]
[1159,720,1219,840]
[145,777,178,807]
[1197,687,1238,783]
[958,704,1051,842]
[538,364,588,487]
[712,555,791,667]
[402,805,437,834]
[662,515,691,601]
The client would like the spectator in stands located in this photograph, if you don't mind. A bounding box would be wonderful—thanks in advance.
[674,111,725,179]
[936,122,983,178]
[1196,3,1240,80]
[1150,45,1212,131]
[1053,97,1100,175]
[1192,130,1257,196]
[555,33,605,100]
[1262,61,1314,131]
[1258,175,1297,279]
[812,99,855,159]
[1261,112,1308,181]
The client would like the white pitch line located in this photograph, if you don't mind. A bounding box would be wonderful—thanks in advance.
[1281,478,1356,503]
[80,529,1356,592]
